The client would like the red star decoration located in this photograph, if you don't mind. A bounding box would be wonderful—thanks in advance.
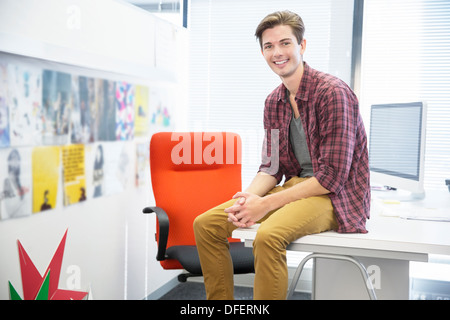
[10,229,88,300]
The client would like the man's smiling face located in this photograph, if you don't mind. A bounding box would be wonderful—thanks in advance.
[261,24,305,81]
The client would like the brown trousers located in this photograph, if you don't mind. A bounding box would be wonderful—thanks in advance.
[193,177,338,300]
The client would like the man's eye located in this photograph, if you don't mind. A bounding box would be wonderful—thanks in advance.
[283,42,291,46]
[264,45,272,50]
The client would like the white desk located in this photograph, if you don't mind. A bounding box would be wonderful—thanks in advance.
[232,192,450,300]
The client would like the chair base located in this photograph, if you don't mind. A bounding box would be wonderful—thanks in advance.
[177,272,201,283]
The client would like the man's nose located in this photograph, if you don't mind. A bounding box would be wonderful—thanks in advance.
[273,45,283,57]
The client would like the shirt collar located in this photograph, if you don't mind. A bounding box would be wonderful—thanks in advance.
[277,62,312,102]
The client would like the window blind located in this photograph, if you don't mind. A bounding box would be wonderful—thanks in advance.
[187,0,355,187]
[361,0,450,190]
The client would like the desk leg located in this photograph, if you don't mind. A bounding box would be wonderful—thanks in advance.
[313,256,410,300]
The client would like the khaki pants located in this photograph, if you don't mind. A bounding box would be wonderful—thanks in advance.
[193,177,338,300]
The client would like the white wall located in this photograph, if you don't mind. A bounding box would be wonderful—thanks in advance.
[0,0,187,300]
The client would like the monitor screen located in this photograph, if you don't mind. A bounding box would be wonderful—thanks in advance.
[369,102,425,183]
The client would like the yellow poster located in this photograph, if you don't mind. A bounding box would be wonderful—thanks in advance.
[134,85,149,136]
[32,146,60,213]
[62,144,86,206]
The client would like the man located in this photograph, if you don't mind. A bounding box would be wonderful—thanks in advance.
[193,10,370,300]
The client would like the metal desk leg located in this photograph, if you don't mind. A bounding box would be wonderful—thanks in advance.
[287,253,377,300]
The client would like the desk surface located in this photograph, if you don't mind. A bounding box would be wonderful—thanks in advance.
[232,194,450,260]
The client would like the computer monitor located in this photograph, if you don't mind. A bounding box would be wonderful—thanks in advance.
[369,102,427,200]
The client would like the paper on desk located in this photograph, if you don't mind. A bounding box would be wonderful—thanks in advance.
[372,199,402,217]
[399,203,450,222]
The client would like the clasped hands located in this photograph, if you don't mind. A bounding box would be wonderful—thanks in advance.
[225,192,270,228]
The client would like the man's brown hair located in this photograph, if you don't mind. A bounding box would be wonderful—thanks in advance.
[255,10,305,49]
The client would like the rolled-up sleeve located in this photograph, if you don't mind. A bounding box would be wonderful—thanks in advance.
[314,86,358,195]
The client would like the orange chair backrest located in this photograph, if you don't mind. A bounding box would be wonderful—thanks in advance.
[150,132,242,269]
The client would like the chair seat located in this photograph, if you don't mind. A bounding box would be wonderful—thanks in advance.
[166,242,254,275]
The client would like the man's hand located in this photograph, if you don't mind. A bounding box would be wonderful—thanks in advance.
[225,192,270,228]
[225,175,331,228]
[225,172,276,228]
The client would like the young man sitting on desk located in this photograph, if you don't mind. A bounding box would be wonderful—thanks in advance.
[193,10,370,300]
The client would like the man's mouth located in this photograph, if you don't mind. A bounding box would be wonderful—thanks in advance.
[274,59,288,65]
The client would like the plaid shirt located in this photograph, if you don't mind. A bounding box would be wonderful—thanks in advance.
[259,62,370,233]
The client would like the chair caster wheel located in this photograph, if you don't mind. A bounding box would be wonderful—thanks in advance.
[178,274,188,282]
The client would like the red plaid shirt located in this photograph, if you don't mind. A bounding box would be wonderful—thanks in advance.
[259,63,370,233]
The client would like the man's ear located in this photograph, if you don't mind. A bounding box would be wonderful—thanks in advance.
[300,38,306,54]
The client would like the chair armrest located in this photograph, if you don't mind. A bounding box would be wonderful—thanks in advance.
[143,206,169,261]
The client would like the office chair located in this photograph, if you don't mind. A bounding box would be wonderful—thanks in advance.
[143,132,254,282]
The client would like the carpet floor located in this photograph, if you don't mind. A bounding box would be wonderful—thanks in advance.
[159,281,311,300]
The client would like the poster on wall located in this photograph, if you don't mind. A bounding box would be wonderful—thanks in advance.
[71,76,99,144]
[0,63,10,148]
[31,146,61,213]
[101,141,133,196]
[0,147,32,220]
[134,85,149,137]
[115,81,135,141]
[97,79,116,141]
[149,86,173,132]
[84,142,105,199]
[62,144,86,206]
[7,63,42,146]
[85,141,133,198]
[135,142,148,187]
[42,70,72,145]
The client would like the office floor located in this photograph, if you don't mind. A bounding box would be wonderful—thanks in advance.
[158,281,311,300]
[158,278,450,300]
